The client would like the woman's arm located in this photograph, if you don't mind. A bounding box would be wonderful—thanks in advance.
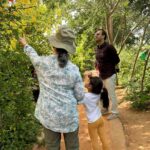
[19,37,41,67]
[74,71,85,103]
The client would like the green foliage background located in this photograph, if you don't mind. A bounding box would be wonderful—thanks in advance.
[0,1,57,149]
[0,0,150,149]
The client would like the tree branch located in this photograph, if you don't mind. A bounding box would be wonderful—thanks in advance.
[118,16,148,55]
[16,6,36,10]
[113,26,120,44]
[103,0,109,11]
[110,0,121,16]
[130,19,150,80]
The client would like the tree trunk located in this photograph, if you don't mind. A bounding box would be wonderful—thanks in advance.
[130,25,148,80]
[140,51,150,92]
[104,0,121,45]
[106,15,113,45]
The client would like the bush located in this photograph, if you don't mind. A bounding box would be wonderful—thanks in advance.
[0,2,53,148]
[126,91,150,110]
[118,47,150,110]
[0,50,40,150]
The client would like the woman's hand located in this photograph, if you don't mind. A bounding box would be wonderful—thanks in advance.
[19,37,28,46]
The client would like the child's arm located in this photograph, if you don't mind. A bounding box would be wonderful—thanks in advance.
[77,94,87,105]
[84,70,99,79]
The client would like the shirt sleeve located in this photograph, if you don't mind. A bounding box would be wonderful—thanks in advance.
[78,93,89,105]
[23,45,42,68]
[74,69,85,103]
[108,45,120,64]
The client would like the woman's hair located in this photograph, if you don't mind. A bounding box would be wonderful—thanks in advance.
[55,48,69,68]
[89,76,103,94]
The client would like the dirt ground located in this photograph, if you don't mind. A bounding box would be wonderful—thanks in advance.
[33,88,150,150]
[117,88,150,150]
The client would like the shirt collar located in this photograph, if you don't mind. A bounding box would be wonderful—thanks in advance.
[97,42,107,49]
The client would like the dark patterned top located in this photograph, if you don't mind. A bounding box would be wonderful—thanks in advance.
[95,42,120,79]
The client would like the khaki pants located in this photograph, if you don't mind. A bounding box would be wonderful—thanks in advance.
[44,127,79,150]
[103,74,119,114]
[88,117,111,150]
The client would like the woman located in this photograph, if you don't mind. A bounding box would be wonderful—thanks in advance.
[19,26,84,150]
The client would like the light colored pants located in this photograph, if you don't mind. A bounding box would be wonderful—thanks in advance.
[88,117,111,150]
[103,74,119,114]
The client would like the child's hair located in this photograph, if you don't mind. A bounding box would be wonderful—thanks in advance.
[89,76,103,94]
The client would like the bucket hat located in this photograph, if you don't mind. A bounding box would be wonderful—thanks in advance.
[48,26,76,54]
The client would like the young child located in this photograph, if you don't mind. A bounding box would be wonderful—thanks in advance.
[82,76,111,150]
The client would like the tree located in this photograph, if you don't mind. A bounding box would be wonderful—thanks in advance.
[0,0,63,149]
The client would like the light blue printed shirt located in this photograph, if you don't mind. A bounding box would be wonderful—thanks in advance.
[24,45,84,133]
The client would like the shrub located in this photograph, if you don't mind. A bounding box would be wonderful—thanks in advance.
[0,50,40,150]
